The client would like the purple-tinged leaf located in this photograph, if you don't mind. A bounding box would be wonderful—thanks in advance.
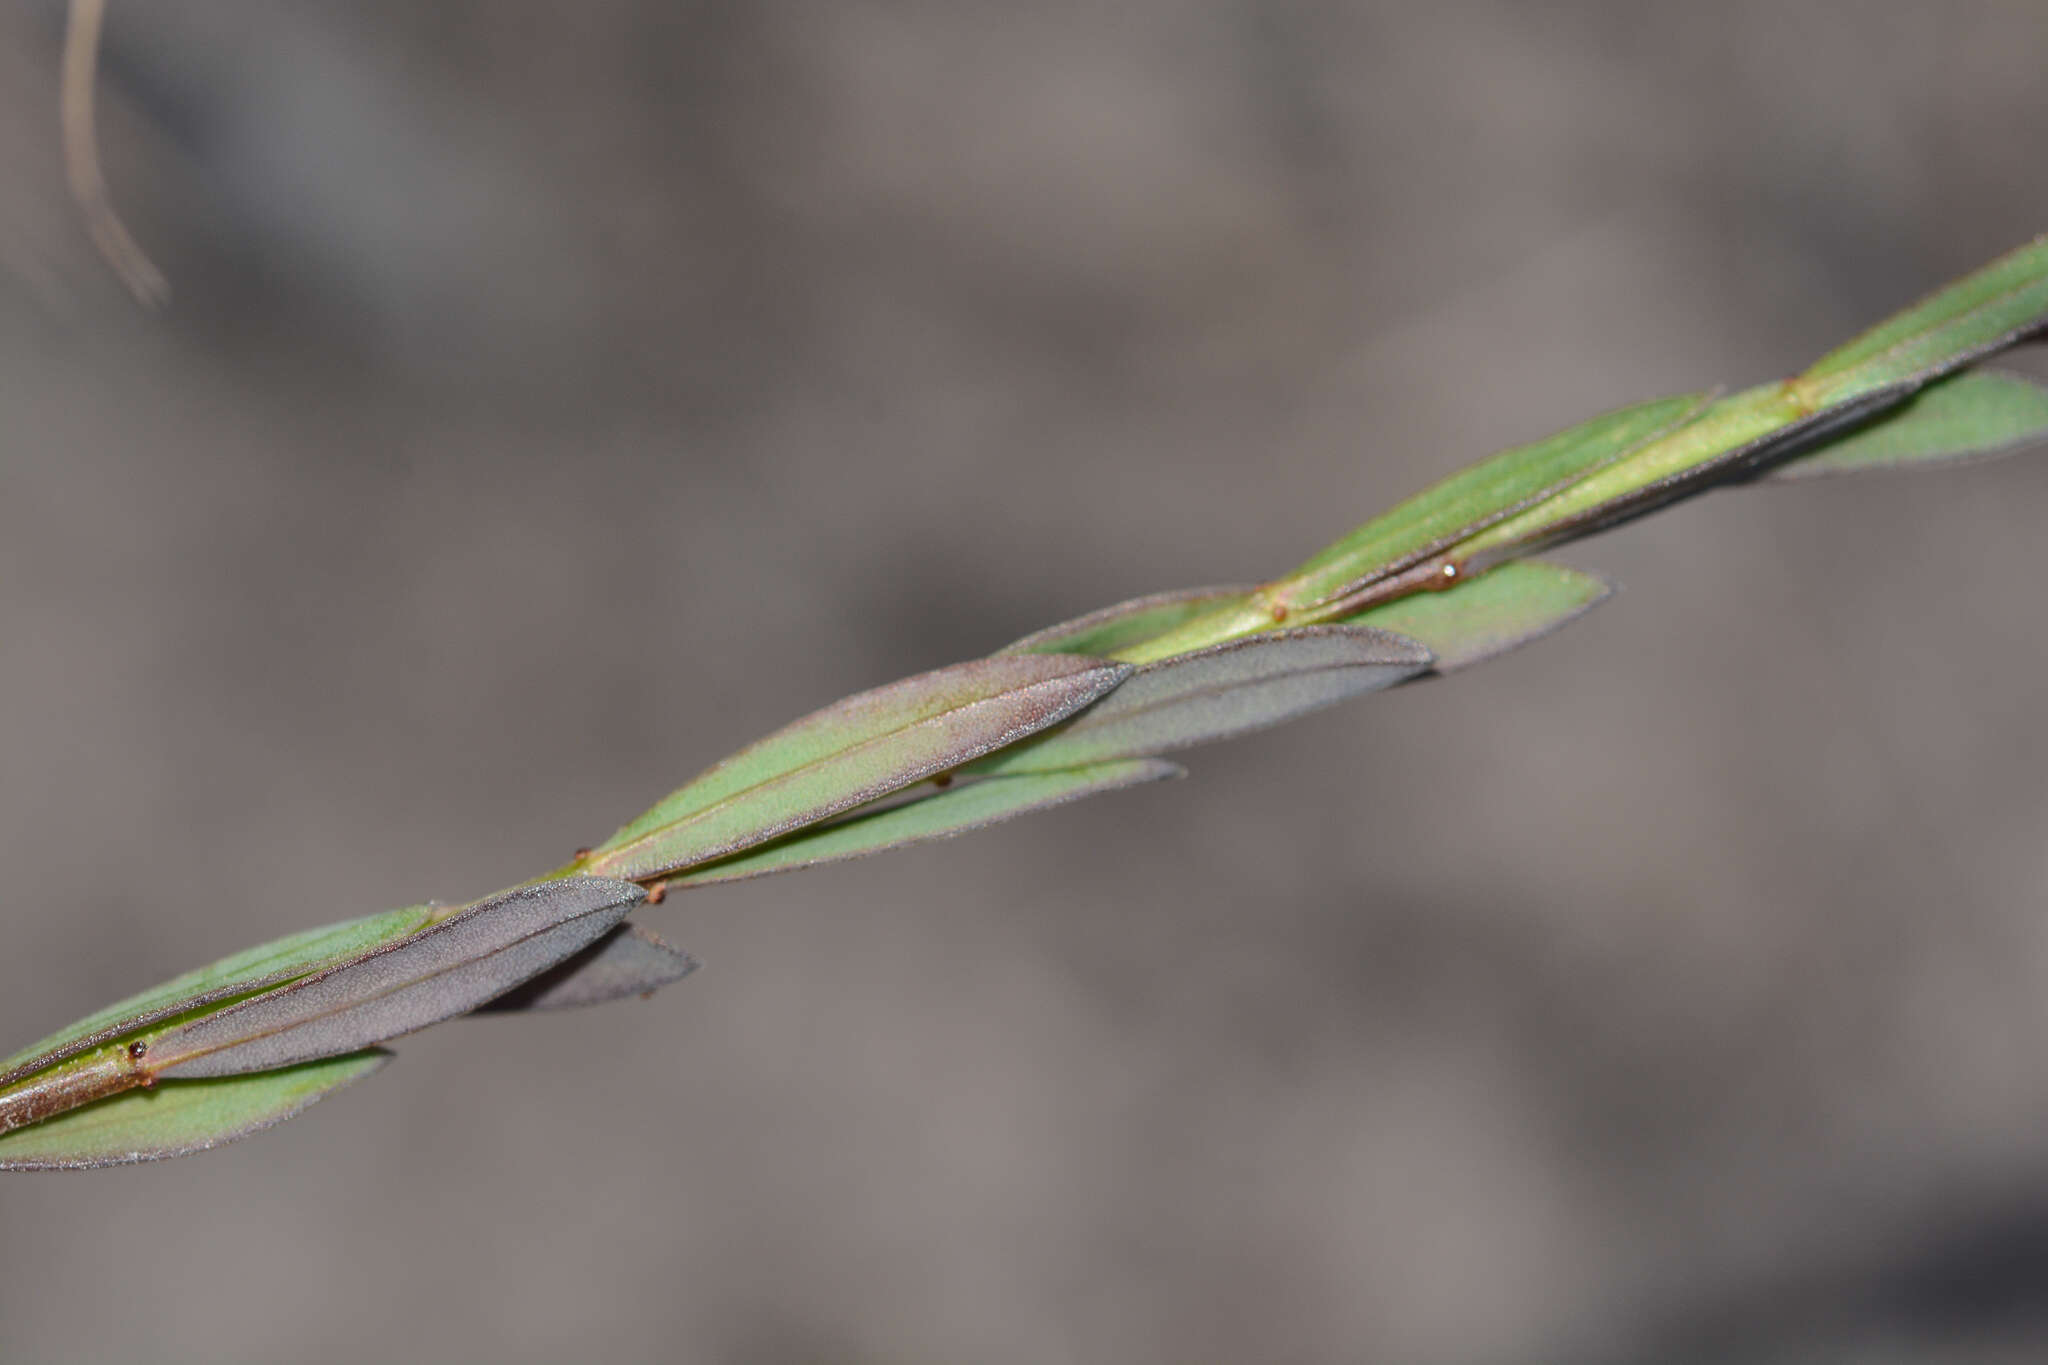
[0,1050,388,1171]
[664,758,1183,888]
[971,627,1431,774]
[145,877,644,1079]
[584,655,1131,881]
[0,904,434,1088]
[481,924,697,1011]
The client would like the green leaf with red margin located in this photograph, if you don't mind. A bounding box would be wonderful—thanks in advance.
[584,655,1131,881]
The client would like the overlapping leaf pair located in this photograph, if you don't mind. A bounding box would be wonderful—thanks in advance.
[5,237,2045,1170]
[0,879,692,1168]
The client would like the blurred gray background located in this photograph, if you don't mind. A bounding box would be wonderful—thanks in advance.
[2,3,2045,1362]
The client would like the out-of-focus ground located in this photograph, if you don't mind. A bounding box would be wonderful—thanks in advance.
[2,4,2045,1362]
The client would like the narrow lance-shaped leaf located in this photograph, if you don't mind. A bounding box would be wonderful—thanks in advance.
[1771,369,2048,479]
[1113,392,1704,664]
[1440,379,1911,570]
[482,923,698,1012]
[1443,241,2048,567]
[0,903,434,1088]
[661,758,1184,889]
[0,879,643,1145]
[143,876,645,1079]
[1266,392,1707,614]
[998,584,1254,658]
[583,654,1132,882]
[971,627,1432,776]
[1338,559,1612,674]
[1801,234,2048,404]
[0,1051,389,1172]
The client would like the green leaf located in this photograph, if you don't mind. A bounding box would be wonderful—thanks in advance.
[1339,560,1611,673]
[971,627,1432,775]
[1267,392,1708,614]
[0,1050,388,1171]
[1803,235,2048,401]
[584,655,1132,881]
[997,585,1253,658]
[0,905,433,1087]
[1772,369,2048,479]
[1442,380,1897,564]
[481,924,697,1011]
[664,758,1183,887]
[145,877,645,1079]
[1444,243,2048,565]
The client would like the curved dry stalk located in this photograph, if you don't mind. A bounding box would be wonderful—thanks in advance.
[62,0,169,308]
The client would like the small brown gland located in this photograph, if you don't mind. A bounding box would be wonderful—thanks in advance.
[1782,376,1820,418]
[644,883,667,905]
[932,772,954,790]
[127,1040,148,1061]
[1269,601,1289,623]
[573,847,593,861]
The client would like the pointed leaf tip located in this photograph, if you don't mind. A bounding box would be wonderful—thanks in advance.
[482,923,698,1011]
[971,626,1431,774]
[585,654,1133,881]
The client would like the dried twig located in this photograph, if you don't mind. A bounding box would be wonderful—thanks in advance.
[61,0,168,307]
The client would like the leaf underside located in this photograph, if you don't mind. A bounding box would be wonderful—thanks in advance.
[481,923,697,1011]
[1772,368,2048,479]
[0,905,434,1088]
[666,757,1184,888]
[1340,560,1612,673]
[0,1050,389,1171]
[149,877,644,1079]
[971,626,1432,774]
